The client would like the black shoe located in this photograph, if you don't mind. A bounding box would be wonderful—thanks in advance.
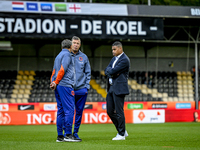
[64,134,81,142]
[73,133,82,142]
[56,136,64,142]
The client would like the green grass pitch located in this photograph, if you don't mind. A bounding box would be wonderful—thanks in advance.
[0,123,200,150]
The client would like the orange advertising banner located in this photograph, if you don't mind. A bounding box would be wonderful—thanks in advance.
[147,101,195,110]
[0,103,40,112]
[0,110,133,125]
[81,110,133,124]
[199,102,200,110]
[0,111,56,125]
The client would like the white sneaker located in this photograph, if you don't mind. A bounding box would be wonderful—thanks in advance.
[125,130,128,137]
[112,134,125,140]
[116,130,128,137]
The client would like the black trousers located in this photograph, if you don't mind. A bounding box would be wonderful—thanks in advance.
[106,85,125,136]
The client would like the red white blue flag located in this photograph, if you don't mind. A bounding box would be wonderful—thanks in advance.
[12,2,24,10]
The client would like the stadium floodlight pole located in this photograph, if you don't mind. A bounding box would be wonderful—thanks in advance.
[148,0,151,6]
[195,42,199,110]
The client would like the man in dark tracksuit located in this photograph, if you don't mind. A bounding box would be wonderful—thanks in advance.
[50,39,78,142]
[70,36,91,141]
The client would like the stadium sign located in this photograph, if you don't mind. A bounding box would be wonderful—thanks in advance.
[133,110,165,123]
[127,103,143,109]
[83,112,112,123]
[0,104,9,111]
[152,103,167,109]
[0,14,163,40]
[191,8,200,16]
[0,112,11,124]
[176,103,191,109]
[18,105,34,110]
[27,113,52,124]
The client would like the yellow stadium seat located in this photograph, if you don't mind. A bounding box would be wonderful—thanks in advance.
[17,75,23,80]
[141,84,147,89]
[188,98,194,102]
[177,71,181,76]
[18,70,24,75]
[131,85,136,90]
[2,98,8,103]
[27,80,33,85]
[25,85,32,90]
[30,70,36,76]
[177,80,182,85]
[182,71,186,76]
[131,80,137,85]
[157,93,162,98]
[173,97,179,101]
[15,80,21,85]
[24,70,30,75]
[100,70,105,76]
[17,94,23,99]
[10,99,16,103]
[19,89,24,94]
[186,71,192,76]
[24,89,31,94]
[23,94,30,99]
[14,85,20,89]
[17,99,22,103]
[162,93,168,98]
[141,89,147,94]
[177,76,182,80]
[28,75,35,80]
[147,89,152,94]
[178,98,184,102]
[163,97,168,102]
[182,76,187,80]
[128,80,131,85]
[11,94,17,98]
[89,79,96,85]
[20,85,26,89]
[12,89,18,94]
[22,99,28,103]
[21,80,27,85]
[92,84,101,90]
[136,84,141,89]
[152,89,158,94]
[152,93,157,98]
[168,97,173,102]
[22,75,28,80]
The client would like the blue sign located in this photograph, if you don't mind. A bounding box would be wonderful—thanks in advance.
[41,3,52,11]
[176,103,191,109]
[102,104,106,110]
[27,3,38,11]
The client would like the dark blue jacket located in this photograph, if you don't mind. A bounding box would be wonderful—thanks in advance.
[105,53,130,95]
[72,50,91,90]
[51,49,75,88]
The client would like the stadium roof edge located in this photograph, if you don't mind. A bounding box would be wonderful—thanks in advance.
[128,4,200,18]
[0,1,200,18]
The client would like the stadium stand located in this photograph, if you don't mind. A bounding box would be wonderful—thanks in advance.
[0,70,196,103]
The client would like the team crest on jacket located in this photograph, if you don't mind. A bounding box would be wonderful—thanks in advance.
[79,57,83,61]
[71,91,75,96]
